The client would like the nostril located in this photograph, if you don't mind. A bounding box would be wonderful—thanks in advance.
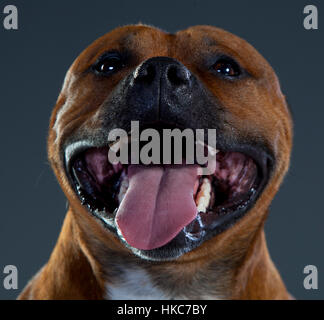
[134,58,193,87]
[167,65,191,86]
[136,63,156,83]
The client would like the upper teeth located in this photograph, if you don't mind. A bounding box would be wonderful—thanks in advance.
[196,140,219,156]
[118,173,129,203]
[207,145,219,156]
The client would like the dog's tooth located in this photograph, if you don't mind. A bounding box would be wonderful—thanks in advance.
[196,140,219,156]
[196,178,212,213]
[117,175,129,203]
[207,145,219,156]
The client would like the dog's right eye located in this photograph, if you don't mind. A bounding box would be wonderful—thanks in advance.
[93,52,124,75]
[213,58,241,77]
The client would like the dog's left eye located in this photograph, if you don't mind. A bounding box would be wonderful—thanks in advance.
[213,58,241,77]
[93,53,123,75]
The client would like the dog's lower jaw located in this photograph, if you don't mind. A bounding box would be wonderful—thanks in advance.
[18,208,290,300]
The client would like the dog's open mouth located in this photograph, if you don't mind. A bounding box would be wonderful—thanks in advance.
[68,139,270,255]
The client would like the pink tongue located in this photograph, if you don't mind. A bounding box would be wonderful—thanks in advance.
[116,165,199,250]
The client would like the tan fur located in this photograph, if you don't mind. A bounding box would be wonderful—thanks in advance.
[18,25,293,300]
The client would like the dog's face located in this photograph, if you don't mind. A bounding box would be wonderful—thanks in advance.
[48,25,292,261]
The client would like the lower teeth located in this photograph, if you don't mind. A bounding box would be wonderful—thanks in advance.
[195,178,211,213]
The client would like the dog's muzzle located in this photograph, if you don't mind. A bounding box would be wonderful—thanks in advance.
[64,57,273,260]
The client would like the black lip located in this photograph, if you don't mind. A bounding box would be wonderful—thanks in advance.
[64,137,273,261]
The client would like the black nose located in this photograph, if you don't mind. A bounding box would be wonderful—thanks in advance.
[102,55,219,134]
[134,57,193,88]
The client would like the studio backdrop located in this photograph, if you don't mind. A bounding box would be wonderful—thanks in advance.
[0,0,323,300]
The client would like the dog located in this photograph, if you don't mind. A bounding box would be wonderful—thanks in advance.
[18,24,293,300]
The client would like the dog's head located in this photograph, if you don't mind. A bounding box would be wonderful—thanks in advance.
[48,25,292,261]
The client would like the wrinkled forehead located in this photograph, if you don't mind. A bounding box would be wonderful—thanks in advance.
[71,25,272,78]
[177,26,265,61]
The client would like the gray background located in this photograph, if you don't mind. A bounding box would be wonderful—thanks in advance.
[0,0,323,300]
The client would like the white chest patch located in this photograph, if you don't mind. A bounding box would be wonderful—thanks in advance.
[105,266,222,300]
[106,267,169,300]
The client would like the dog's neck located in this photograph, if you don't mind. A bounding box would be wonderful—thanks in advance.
[28,209,289,300]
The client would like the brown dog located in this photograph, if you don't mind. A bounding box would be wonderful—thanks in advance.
[18,24,293,300]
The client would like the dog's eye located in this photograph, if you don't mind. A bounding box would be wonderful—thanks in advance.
[93,53,123,75]
[213,59,241,77]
